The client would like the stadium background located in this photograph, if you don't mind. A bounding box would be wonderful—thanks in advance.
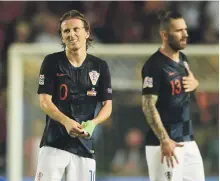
[0,1,219,181]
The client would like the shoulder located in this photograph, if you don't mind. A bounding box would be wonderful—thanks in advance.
[41,51,65,69]
[87,54,108,66]
[142,51,164,71]
[40,51,64,70]
[44,51,64,63]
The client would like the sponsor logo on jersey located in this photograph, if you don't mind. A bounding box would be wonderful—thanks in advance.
[89,71,100,86]
[143,76,153,88]
[87,88,97,96]
[39,74,45,85]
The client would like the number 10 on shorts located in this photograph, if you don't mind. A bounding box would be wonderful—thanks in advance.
[89,170,95,181]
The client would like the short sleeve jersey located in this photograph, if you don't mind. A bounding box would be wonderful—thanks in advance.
[37,51,112,158]
[142,50,194,145]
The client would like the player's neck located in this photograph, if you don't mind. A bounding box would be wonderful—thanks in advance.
[160,45,180,63]
[65,48,87,67]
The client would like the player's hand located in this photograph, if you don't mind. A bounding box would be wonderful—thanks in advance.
[182,68,199,92]
[64,119,87,138]
[160,138,184,168]
[81,120,97,139]
[69,129,89,138]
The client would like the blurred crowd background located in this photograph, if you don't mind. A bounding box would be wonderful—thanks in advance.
[0,1,219,179]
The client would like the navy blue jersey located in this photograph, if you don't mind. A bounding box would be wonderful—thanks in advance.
[37,51,112,158]
[142,50,194,145]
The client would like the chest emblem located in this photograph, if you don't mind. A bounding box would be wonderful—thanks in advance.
[89,70,100,86]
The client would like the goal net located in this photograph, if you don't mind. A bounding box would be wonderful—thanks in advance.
[7,43,219,181]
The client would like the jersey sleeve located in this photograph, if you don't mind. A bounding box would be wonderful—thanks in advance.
[37,55,56,95]
[142,61,161,95]
[99,61,112,101]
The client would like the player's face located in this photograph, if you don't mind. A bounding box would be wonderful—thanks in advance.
[166,18,188,51]
[61,18,89,51]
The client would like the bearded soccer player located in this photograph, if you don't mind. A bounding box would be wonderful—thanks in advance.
[141,11,205,181]
[35,10,112,181]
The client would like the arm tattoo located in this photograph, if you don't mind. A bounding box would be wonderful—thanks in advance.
[142,95,169,141]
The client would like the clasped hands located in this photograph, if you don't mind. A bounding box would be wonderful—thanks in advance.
[65,119,96,139]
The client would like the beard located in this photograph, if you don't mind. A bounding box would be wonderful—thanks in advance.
[167,33,187,52]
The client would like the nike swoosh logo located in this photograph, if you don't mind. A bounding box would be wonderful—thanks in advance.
[56,73,67,76]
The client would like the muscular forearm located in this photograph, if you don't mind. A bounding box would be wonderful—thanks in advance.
[92,100,112,125]
[40,98,70,125]
[142,95,169,141]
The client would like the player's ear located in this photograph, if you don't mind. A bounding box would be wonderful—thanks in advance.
[85,31,90,39]
[160,30,168,41]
